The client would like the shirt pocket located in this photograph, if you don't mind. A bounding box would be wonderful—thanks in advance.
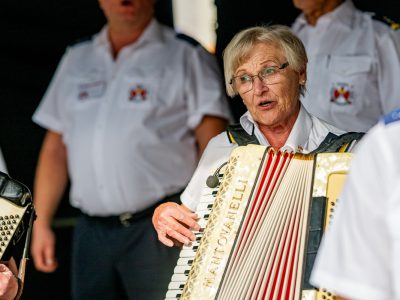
[328,55,373,110]
[66,71,107,111]
[118,66,167,109]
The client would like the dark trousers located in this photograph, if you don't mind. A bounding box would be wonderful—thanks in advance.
[71,213,180,300]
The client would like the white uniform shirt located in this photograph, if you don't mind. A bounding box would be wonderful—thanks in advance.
[292,0,400,132]
[33,20,230,216]
[311,108,400,300]
[181,105,344,211]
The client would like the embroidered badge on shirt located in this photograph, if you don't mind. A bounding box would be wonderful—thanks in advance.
[77,80,106,100]
[129,85,147,102]
[330,82,353,105]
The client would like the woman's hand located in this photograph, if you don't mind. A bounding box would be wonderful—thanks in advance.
[0,263,18,300]
[152,202,200,247]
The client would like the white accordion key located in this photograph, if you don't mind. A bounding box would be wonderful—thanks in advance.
[179,248,198,258]
[173,265,191,275]
[168,281,185,290]
[165,289,183,299]
[176,257,194,266]
[196,201,213,212]
[171,273,188,282]
[181,240,200,251]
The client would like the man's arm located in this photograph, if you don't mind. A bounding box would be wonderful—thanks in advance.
[195,115,227,156]
[31,131,69,272]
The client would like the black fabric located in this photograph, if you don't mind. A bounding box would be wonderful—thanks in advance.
[71,214,179,300]
[303,196,327,289]
[310,132,365,154]
[227,123,364,152]
[71,191,182,300]
[226,123,259,146]
[81,191,182,226]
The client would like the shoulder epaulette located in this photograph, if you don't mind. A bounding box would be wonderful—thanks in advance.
[227,124,259,146]
[372,13,400,31]
[176,33,200,47]
[68,36,93,47]
[383,108,400,125]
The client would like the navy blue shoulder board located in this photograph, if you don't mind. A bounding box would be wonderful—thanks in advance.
[384,107,400,125]
[372,13,400,31]
[68,35,93,47]
[176,33,200,47]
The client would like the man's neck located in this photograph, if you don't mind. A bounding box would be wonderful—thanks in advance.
[304,0,344,26]
[107,17,152,58]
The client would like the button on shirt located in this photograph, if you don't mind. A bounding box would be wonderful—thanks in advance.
[181,105,344,211]
[311,113,400,300]
[33,20,230,216]
[292,0,400,132]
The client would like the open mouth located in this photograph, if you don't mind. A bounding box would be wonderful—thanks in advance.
[121,0,133,6]
[259,100,273,107]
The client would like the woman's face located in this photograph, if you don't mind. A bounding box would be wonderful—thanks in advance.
[235,43,305,130]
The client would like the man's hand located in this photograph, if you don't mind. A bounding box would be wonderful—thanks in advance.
[152,202,200,247]
[0,264,18,300]
[31,223,58,272]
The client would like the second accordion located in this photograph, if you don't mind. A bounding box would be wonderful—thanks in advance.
[166,145,352,300]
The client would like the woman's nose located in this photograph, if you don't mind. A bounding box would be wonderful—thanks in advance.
[252,76,268,95]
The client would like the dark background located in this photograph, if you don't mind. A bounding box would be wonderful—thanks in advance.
[0,1,397,298]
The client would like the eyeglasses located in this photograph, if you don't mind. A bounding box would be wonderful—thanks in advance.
[230,62,289,94]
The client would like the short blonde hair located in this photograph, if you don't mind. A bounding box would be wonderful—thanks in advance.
[223,25,308,97]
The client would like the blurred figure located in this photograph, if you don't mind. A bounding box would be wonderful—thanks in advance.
[311,107,400,300]
[31,0,230,299]
[292,0,400,132]
[0,259,19,300]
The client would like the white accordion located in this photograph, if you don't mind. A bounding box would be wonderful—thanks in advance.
[166,145,352,300]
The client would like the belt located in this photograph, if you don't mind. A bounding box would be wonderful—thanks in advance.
[83,191,182,227]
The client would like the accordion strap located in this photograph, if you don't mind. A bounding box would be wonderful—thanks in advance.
[226,124,259,146]
[311,132,364,153]
[227,123,364,152]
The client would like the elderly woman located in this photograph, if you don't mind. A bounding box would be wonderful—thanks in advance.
[152,24,345,247]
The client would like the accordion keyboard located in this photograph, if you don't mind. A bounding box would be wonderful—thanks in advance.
[0,199,27,259]
[165,172,224,300]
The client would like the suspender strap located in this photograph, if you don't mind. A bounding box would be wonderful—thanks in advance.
[227,123,364,153]
[227,124,259,146]
[311,132,364,154]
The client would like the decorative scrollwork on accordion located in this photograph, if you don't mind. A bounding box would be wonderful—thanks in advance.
[165,145,352,300]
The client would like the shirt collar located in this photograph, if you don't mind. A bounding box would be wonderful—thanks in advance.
[93,19,164,52]
[239,104,312,152]
[292,0,355,31]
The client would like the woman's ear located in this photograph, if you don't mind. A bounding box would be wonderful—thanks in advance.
[299,64,307,85]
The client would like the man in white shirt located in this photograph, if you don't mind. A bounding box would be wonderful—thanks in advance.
[30,0,230,299]
[292,0,400,132]
[311,107,400,300]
